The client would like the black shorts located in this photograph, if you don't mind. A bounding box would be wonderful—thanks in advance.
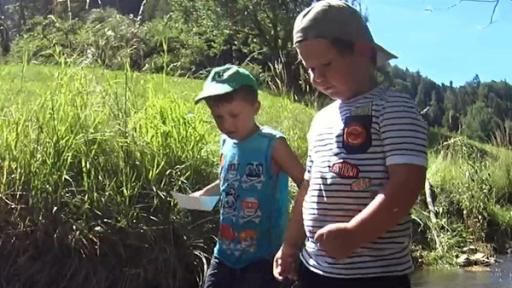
[203,256,280,288]
[295,261,411,288]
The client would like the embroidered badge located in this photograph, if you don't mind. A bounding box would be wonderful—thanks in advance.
[344,122,368,146]
[351,178,372,191]
[330,160,360,179]
[342,115,372,154]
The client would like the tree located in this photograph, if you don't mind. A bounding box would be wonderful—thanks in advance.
[17,0,26,27]
[427,90,444,127]
[443,109,460,132]
[0,0,5,16]
[416,78,438,112]
[0,16,9,55]
[416,79,428,111]
[442,87,461,131]
[472,74,481,88]
[461,101,498,141]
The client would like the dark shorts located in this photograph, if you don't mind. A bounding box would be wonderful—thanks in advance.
[203,256,280,288]
[295,261,411,288]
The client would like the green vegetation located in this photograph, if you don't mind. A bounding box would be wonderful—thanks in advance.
[412,130,512,267]
[0,63,312,287]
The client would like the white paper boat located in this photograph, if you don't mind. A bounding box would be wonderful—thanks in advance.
[171,192,219,211]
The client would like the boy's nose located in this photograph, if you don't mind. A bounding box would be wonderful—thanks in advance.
[221,120,235,132]
[310,69,326,85]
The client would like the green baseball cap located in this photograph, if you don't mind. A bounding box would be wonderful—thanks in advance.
[293,0,397,66]
[194,64,258,104]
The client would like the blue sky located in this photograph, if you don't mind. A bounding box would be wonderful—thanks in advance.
[362,0,512,86]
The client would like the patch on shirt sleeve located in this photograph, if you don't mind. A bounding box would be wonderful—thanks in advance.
[330,160,360,179]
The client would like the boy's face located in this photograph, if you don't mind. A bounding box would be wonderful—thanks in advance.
[297,38,373,101]
[207,96,260,141]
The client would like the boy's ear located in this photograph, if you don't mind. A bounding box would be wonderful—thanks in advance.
[255,100,261,114]
[354,41,376,61]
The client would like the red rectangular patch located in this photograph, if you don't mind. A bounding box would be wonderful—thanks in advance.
[330,161,360,179]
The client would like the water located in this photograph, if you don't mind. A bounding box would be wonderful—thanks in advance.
[412,255,512,288]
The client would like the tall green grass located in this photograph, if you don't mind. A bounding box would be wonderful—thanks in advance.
[414,130,512,267]
[0,64,312,287]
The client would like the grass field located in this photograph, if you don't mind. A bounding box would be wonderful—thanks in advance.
[0,63,313,287]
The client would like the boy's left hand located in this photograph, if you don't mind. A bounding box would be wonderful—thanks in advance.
[314,222,359,260]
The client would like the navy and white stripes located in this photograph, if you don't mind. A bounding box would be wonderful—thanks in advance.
[301,86,427,278]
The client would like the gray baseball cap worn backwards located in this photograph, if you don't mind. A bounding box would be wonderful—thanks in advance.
[195,64,258,104]
[293,0,397,66]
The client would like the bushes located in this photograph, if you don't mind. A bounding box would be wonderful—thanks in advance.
[10,12,144,68]
[9,8,227,76]
[7,3,321,102]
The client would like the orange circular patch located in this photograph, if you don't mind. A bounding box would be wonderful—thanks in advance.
[344,123,367,146]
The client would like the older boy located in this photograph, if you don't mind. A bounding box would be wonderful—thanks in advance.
[273,1,427,288]
[192,64,304,288]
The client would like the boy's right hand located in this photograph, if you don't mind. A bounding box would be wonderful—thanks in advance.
[273,244,300,282]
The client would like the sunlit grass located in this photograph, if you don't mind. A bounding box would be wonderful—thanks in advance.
[0,63,312,286]
[417,131,512,267]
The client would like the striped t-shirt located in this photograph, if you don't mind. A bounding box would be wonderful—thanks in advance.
[301,85,427,278]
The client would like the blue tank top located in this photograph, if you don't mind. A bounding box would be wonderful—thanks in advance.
[214,126,289,268]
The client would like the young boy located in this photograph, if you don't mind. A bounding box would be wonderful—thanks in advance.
[273,1,428,288]
[192,64,305,288]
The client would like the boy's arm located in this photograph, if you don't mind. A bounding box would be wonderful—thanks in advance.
[272,138,305,187]
[190,180,220,197]
[314,164,425,260]
[271,137,307,281]
[274,180,309,281]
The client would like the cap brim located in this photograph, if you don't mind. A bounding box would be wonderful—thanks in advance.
[375,43,397,67]
[194,83,235,104]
